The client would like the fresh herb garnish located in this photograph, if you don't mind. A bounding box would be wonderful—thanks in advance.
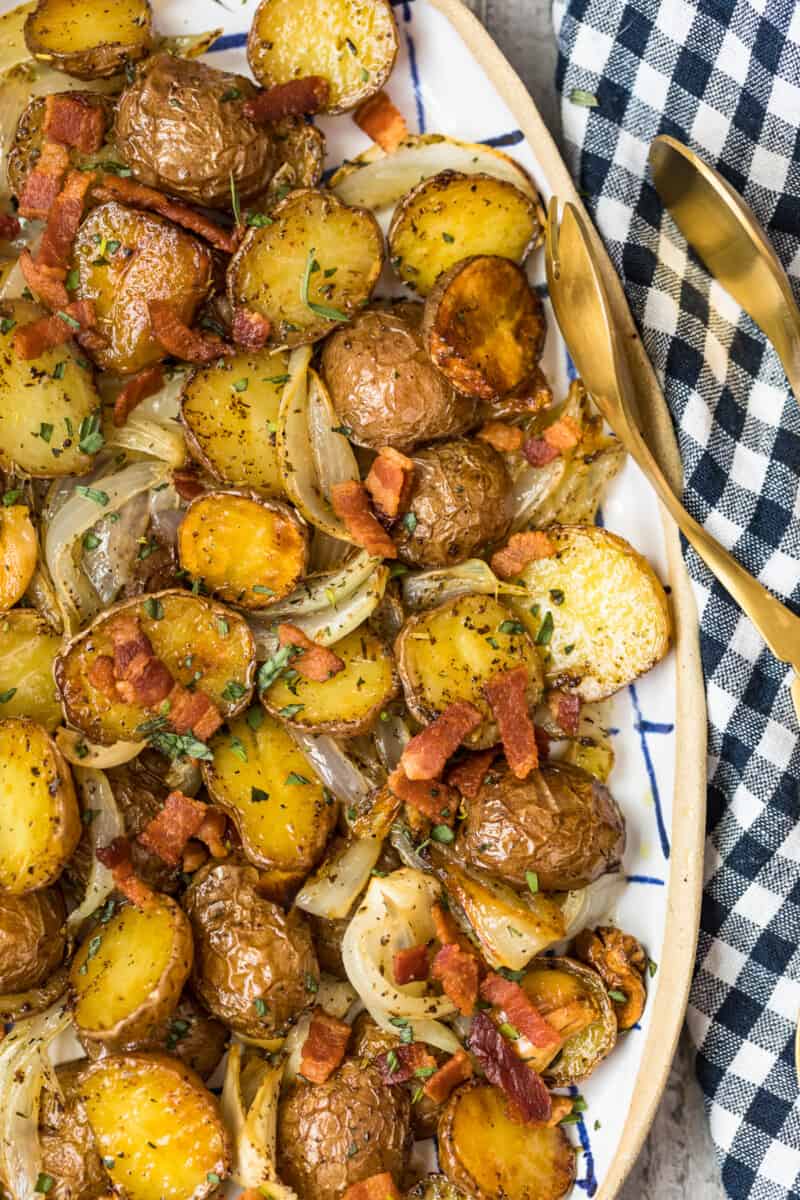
[83,531,101,551]
[535,611,554,645]
[144,598,164,620]
[251,787,268,803]
[78,411,104,455]
[301,246,350,322]
[0,688,16,703]
[525,870,539,894]
[76,485,109,506]
[221,680,246,702]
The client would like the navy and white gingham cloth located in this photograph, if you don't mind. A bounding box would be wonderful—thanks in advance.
[552,1,800,1195]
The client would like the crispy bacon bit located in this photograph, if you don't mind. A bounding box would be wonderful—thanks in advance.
[17,141,70,220]
[172,469,206,502]
[0,214,20,241]
[387,767,458,825]
[547,689,581,736]
[477,422,525,453]
[331,481,397,559]
[167,685,224,741]
[244,76,330,124]
[277,623,345,683]
[543,1095,576,1127]
[195,807,228,858]
[432,943,480,1016]
[113,365,164,427]
[490,530,555,580]
[96,837,156,909]
[43,94,106,153]
[375,1041,436,1086]
[38,169,94,274]
[365,446,415,521]
[432,902,463,949]
[400,701,482,782]
[543,414,581,451]
[354,91,409,152]
[300,1009,351,1084]
[423,1049,473,1104]
[149,300,235,365]
[182,841,208,873]
[467,1011,551,1124]
[343,1173,402,1200]
[93,175,238,253]
[12,300,95,360]
[447,749,496,800]
[88,655,117,699]
[393,944,430,985]
[19,249,69,310]
[522,436,559,467]
[480,974,561,1049]
[138,790,207,865]
[231,306,271,349]
[484,666,538,780]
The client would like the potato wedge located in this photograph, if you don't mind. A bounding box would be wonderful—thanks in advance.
[181,349,289,496]
[423,256,546,400]
[0,298,100,476]
[227,188,384,348]
[508,524,671,701]
[0,717,80,893]
[438,1081,576,1200]
[78,1052,230,1200]
[178,491,308,609]
[521,957,616,1084]
[395,593,543,749]
[204,708,338,890]
[70,896,193,1045]
[263,626,398,735]
[389,171,541,296]
[0,504,37,609]
[24,0,153,79]
[8,91,115,199]
[73,201,213,375]
[55,590,256,745]
[0,609,62,730]
[247,0,398,114]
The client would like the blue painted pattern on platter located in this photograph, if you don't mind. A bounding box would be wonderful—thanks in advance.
[626,874,665,886]
[628,682,671,860]
[571,1085,598,1196]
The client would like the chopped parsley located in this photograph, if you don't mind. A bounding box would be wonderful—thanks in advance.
[279,703,304,719]
[76,485,109,506]
[525,870,539,894]
[221,679,246,702]
[402,511,418,534]
[1,489,22,506]
[246,706,265,731]
[78,411,104,455]
[149,730,213,762]
[285,771,310,785]
[229,736,248,762]
[37,422,53,443]
[301,246,350,322]
[144,598,164,620]
[251,787,268,803]
[83,531,101,551]
[431,824,454,843]
[0,688,16,703]
[535,611,554,645]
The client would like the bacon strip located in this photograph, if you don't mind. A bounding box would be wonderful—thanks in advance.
[243,76,330,124]
[365,446,415,521]
[88,654,117,699]
[375,1041,436,1086]
[43,94,106,154]
[547,689,581,736]
[12,300,95,360]
[93,175,238,253]
[277,623,345,683]
[113,365,165,427]
[431,902,465,950]
[477,422,524,453]
[400,701,482,781]
[490,530,555,580]
[387,767,458,825]
[354,91,409,152]
[300,1009,351,1084]
[17,141,69,220]
[0,214,20,241]
[393,944,430,985]
[231,307,271,349]
[431,943,480,1016]
[467,1011,551,1124]
[19,249,69,311]
[485,666,538,780]
[195,807,228,858]
[523,436,560,467]
[480,974,561,1049]
[167,685,224,741]
[343,1174,402,1200]
[96,837,156,909]
[331,481,397,559]
[38,169,94,274]
[138,789,207,865]
[543,414,581,451]
[447,749,496,800]
[149,300,235,365]
[423,1049,473,1104]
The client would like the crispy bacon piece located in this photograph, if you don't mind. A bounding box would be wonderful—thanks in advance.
[12,300,95,360]
[354,91,409,152]
[484,666,538,780]
[365,446,414,521]
[387,767,458,825]
[447,749,496,799]
[331,481,397,559]
[343,1174,402,1200]
[522,436,559,467]
[0,214,20,241]
[393,944,430,985]
[96,837,156,909]
[432,943,480,1016]
[195,807,228,857]
[88,654,117,699]
[300,1009,352,1084]
[468,1011,551,1124]
[375,1041,436,1086]
[138,789,207,866]
[149,301,235,365]
[244,76,330,124]
[480,974,561,1049]
[423,1049,473,1104]
[110,615,173,708]
[547,689,581,736]
[231,306,271,349]
[38,169,94,274]
[167,684,224,741]
[17,141,69,220]
[490,530,555,580]
[182,841,208,873]
[543,414,581,451]
[172,469,206,502]
[19,249,68,310]
[43,94,106,153]
[277,623,345,683]
[477,422,524,453]
[113,365,164,427]
[432,902,463,949]
[93,175,238,253]
[400,701,482,781]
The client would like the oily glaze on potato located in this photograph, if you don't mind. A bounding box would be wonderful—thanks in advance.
[177,491,308,609]
[395,593,543,749]
[39,1061,111,1200]
[0,886,67,993]
[0,504,37,609]
[521,957,617,1084]
[72,201,213,375]
[24,0,153,79]
[8,91,115,199]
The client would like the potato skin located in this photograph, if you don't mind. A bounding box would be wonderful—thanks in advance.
[79,992,229,1080]
[320,304,477,453]
[24,0,153,80]
[277,1059,412,1200]
[458,760,626,892]
[115,54,276,210]
[394,439,513,568]
[8,92,115,199]
[183,861,319,1039]
[39,1061,110,1200]
[0,887,66,993]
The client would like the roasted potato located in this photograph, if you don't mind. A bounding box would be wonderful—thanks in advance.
[114,53,276,210]
[309,912,350,979]
[0,886,66,993]
[228,188,384,348]
[177,490,308,609]
[102,751,186,894]
[24,0,153,79]
[0,298,101,476]
[8,91,115,199]
[0,503,37,609]
[78,1052,231,1200]
[184,860,319,1039]
[277,1059,412,1200]
[320,303,477,453]
[55,590,256,745]
[0,609,62,731]
[395,593,542,748]
[521,957,617,1084]
[204,710,338,890]
[393,440,513,568]
[0,717,80,893]
[72,201,213,375]
[458,760,625,892]
[573,924,648,1030]
[39,1060,110,1200]
[180,348,290,496]
[351,1013,444,1140]
[423,256,546,400]
[266,116,326,197]
[508,524,671,701]
[248,0,398,114]
[389,172,542,296]
[438,1081,576,1200]
[407,1176,470,1200]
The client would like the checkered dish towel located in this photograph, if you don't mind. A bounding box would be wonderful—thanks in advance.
[552,0,800,1195]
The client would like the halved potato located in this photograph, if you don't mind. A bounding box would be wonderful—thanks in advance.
[263,626,398,735]
[228,188,384,348]
[265,116,326,200]
[0,717,80,893]
[389,171,541,296]
[70,896,192,1045]
[0,504,37,608]
[423,256,546,400]
[0,298,100,476]
[247,0,398,114]
[508,525,671,701]
[55,590,256,745]
[438,1081,576,1200]
[0,609,62,730]
[78,1052,230,1200]
[395,593,543,749]
[24,0,153,79]
[8,91,115,199]
[521,956,616,1084]
[204,709,338,892]
[181,349,289,496]
[177,491,308,610]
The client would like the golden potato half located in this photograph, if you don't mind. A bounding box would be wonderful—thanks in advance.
[521,956,617,1084]
[0,505,37,610]
[24,0,153,79]
[0,610,62,730]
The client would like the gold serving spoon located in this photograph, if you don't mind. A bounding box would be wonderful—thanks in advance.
[649,135,800,399]
[545,200,800,720]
